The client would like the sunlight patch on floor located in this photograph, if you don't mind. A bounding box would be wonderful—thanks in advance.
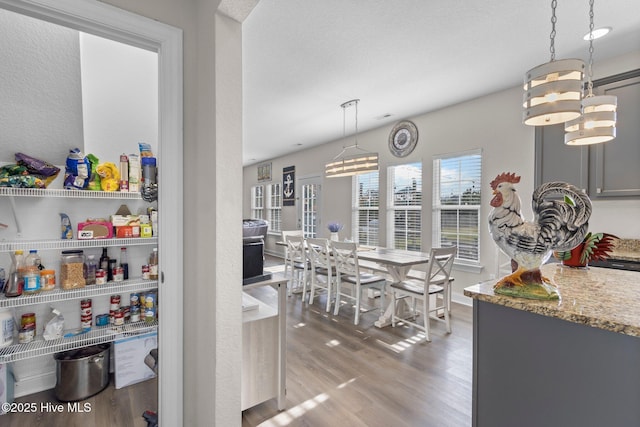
[336,377,357,389]
[256,393,330,426]
[293,322,306,328]
[375,331,427,352]
[325,339,340,347]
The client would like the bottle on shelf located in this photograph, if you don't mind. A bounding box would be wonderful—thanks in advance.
[100,247,110,279]
[23,249,42,294]
[120,247,129,280]
[149,248,159,280]
[86,255,97,285]
[5,250,25,297]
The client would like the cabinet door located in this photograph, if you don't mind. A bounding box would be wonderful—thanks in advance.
[589,73,640,198]
[534,125,589,191]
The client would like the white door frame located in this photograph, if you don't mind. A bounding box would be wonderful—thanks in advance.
[0,1,184,425]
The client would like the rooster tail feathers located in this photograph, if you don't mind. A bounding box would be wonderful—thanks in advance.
[533,181,593,252]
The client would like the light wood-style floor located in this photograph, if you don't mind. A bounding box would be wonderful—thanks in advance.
[242,257,473,427]
[4,256,473,427]
[2,375,157,427]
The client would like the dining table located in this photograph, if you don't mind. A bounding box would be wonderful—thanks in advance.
[276,240,432,327]
[356,246,431,328]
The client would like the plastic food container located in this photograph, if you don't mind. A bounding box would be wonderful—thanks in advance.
[60,250,86,290]
[40,269,56,291]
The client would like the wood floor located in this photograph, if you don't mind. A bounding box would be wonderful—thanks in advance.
[3,257,473,427]
[242,259,474,427]
[2,376,157,427]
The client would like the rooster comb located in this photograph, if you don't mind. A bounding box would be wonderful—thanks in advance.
[490,172,521,190]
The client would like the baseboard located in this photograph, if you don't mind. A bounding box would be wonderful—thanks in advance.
[13,371,56,398]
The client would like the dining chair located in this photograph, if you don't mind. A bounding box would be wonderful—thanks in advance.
[281,230,304,281]
[390,246,456,342]
[285,234,309,298]
[330,241,387,325]
[306,237,337,312]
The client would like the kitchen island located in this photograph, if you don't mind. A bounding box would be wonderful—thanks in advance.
[464,263,640,427]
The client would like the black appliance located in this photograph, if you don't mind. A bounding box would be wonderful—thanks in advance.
[242,219,272,285]
[589,258,640,272]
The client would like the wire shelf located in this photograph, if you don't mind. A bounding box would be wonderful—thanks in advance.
[0,321,158,363]
[0,187,144,200]
[0,279,158,309]
[0,237,157,253]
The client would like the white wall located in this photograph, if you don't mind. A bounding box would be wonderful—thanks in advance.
[0,8,83,164]
[79,32,158,160]
[243,51,640,306]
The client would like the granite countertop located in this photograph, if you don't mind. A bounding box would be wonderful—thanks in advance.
[611,238,640,262]
[464,263,640,337]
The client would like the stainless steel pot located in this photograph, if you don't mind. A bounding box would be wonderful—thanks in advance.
[54,343,110,401]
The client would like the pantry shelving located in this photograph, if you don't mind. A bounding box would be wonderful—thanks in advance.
[0,187,144,199]
[0,186,158,365]
[0,320,158,363]
[0,279,158,309]
[0,237,157,253]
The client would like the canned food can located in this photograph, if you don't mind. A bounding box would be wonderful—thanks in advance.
[96,314,109,326]
[110,295,121,311]
[130,293,140,308]
[130,307,140,322]
[18,327,35,344]
[114,309,125,326]
[145,306,156,323]
[109,309,116,324]
[80,299,92,316]
[95,269,106,284]
[81,314,92,330]
[141,265,150,280]
[113,266,124,282]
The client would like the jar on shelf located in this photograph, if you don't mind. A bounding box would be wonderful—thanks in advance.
[40,269,57,291]
[60,250,86,290]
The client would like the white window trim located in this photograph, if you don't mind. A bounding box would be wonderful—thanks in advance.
[432,148,482,267]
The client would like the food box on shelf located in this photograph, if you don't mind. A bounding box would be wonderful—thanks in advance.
[77,221,113,239]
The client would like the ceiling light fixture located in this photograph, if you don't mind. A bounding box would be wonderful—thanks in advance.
[523,0,585,126]
[325,99,379,178]
[565,0,617,145]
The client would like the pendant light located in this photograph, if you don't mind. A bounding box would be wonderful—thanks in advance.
[565,0,617,145]
[523,0,585,126]
[325,99,379,178]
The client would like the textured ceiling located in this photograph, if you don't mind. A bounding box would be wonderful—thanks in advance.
[242,0,640,165]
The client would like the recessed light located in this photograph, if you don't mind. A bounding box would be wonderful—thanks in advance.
[583,26,611,41]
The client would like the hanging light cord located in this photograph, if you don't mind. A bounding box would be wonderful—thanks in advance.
[549,0,557,61]
[586,0,596,97]
[333,99,367,159]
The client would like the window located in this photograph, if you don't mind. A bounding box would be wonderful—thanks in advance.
[432,150,482,263]
[352,171,379,246]
[250,185,264,219]
[266,183,282,232]
[388,162,422,251]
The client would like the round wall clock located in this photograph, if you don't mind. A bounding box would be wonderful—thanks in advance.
[388,120,418,157]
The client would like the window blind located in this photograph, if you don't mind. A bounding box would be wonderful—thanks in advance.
[352,171,379,246]
[251,185,264,219]
[267,183,281,232]
[432,150,482,262]
[388,162,422,251]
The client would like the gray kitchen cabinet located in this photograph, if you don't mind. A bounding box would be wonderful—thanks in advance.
[535,69,640,199]
[589,73,640,198]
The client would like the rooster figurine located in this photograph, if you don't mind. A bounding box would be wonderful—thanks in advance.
[488,172,592,299]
